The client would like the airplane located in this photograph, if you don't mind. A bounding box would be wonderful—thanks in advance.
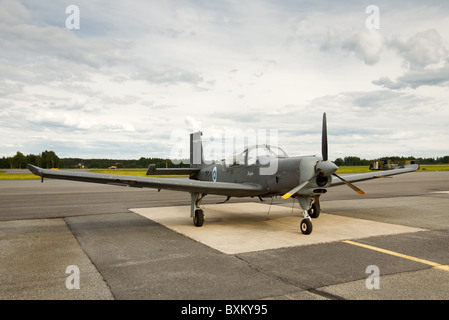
[27,113,419,235]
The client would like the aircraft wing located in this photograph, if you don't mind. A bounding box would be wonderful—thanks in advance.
[27,164,264,197]
[330,164,419,187]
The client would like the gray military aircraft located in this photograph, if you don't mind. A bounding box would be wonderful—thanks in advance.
[28,113,418,234]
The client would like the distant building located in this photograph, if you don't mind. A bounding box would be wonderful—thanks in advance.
[370,159,416,170]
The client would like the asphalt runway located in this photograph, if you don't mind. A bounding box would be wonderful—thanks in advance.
[1,171,449,301]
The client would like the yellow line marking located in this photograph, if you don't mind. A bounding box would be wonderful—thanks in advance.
[343,240,449,272]
[434,265,449,272]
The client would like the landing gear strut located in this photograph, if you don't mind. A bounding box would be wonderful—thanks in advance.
[297,196,317,235]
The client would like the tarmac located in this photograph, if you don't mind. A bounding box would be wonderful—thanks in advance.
[1,171,449,301]
[132,203,423,254]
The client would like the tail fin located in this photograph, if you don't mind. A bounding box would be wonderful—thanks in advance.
[190,131,205,168]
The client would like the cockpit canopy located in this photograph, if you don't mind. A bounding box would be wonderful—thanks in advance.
[225,145,288,166]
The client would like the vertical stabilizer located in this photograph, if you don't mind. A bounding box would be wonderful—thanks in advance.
[190,131,205,168]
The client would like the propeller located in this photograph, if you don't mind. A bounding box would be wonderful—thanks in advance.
[282,113,365,199]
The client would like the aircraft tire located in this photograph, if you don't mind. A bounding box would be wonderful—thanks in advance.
[309,202,320,219]
[300,219,313,235]
[193,209,205,227]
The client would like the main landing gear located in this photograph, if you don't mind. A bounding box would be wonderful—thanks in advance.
[191,192,206,227]
[189,192,321,235]
[193,209,205,227]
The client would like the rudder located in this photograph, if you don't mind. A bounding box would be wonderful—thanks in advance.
[190,131,205,168]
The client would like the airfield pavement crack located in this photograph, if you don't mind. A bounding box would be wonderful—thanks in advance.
[233,254,346,300]
[63,217,117,300]
[306,288,346,300]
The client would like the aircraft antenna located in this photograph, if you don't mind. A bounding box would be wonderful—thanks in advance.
[266,196,274,219]
[291,197,295,214]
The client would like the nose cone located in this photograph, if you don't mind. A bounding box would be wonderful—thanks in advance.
[316,160,338,176]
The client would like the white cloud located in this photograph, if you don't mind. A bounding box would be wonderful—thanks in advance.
[373,65,449,89]
[342,30,385,65]
[372,29,449,89]
[388,29,448,70]
[1,0,448,160]
[321,28,385,65]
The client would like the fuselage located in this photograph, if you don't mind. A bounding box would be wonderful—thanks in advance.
[193,154,332,198]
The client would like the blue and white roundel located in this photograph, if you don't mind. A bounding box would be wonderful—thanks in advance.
[212,167,217,182]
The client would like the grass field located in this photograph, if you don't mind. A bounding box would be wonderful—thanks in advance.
[0,173,40,180]
[337,165,449,173]
[419,165,449,171]
[1,165,448,180]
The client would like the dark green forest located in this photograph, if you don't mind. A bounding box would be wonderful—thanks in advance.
[1,151,189,169]
[333,155,449,166]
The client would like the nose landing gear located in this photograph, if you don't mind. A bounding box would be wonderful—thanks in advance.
[297,196,321,235]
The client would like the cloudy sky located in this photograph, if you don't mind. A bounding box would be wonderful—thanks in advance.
[1,0,449,161]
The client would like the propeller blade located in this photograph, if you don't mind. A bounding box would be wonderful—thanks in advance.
[332,173,365,195]
[322,112,328,161]
[282,174,317,199]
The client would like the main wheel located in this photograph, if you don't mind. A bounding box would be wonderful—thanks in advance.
[300,219,313,235]
[193,209,205,227]
[309,202,321,219]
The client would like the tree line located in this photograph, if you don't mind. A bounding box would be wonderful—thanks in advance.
[1,151,61,169]
[1,151,448,169]
[0,151,189,169]
[334,155,449,166]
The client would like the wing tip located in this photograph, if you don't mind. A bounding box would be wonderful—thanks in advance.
[27,164,42,176]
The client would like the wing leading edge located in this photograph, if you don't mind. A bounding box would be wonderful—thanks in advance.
[27,164,265,197]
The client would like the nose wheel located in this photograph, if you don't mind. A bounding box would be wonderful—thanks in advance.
[297,197,315,235]
[300,218,313,235]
